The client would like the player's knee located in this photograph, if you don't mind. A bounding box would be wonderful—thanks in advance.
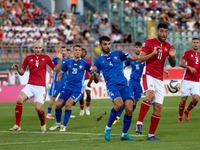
[155,104,162,112]
[125,107,133,116]
[116,101,123,109]
[35,105,42,112]
[17,96,24,103]
[65,102,72,110]
[146,91,155,102]
[193,97,199,103]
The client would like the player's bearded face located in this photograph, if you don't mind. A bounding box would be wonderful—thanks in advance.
[33,44,42,56]
[191,40,200,50]
[134,46,141,55]
[157,28,168,43]
[61,48,67,58]
[101,41,111,54]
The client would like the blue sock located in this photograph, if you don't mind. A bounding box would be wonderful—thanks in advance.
[122,114,132,134]
[107,108,118,128]
[117,106,125,119]
[133,105,136,112]
[55,108,62,123]
[47,107,52,114]
[63,109,71,127]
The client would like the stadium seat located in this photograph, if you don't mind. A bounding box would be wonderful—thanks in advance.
[193,32,198,37]
[168,32,173,38]
[174,38,181,43]
[112,4,118,13]
[181,32,187,37]
[187,32,192,37]
[174,32,181,38]
[181,37,188,43]
[124,16,131,23]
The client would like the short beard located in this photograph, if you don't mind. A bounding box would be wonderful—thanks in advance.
[102,48,110,54]
[158,35,166,43]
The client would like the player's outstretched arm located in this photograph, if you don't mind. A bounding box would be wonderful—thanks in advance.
[87,74,94,87]
[12,64,25,76]
[56,72,64,82]
[52,49,62,73]
[47,66,54,78]
[168,45,176,67]
[179,58,196,73]
[138,47,160,63]
[92,66,99,83]
[128,55,138,61]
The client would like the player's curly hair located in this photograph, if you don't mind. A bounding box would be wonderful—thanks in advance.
[157,23,168,30]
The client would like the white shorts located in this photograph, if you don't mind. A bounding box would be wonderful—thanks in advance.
[181,80,200,97]
[21,84,47,105]
[141,75,164,105]
[83,79,92,91]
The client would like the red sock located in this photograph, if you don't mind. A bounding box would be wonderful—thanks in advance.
[149,114,161,135]
[15,102,23,126]
[86,102,90,108]
[179,102,185,118]
[186,100,198,112]
[80,105,84,110]
[138,101,151,122]
[37,110,45,126]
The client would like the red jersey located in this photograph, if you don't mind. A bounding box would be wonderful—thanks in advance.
[21,54,56,87]
[141,38,171,81]
[182,50,200,82]
[84,58,92,80]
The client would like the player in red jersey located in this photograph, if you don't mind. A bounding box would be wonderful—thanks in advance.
[79,48,93,116]
[135,23,176,140]
[178,38,200,123]
[10,41,62,133]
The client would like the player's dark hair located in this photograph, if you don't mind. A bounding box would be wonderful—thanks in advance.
[134,41,142,47]
[82,48,87,54]
[73,45,81,50]
[67,49,71,52]
[157,23,168,30]
[99,36,110,44]
[61,46,66,49]
[192,38,199,41]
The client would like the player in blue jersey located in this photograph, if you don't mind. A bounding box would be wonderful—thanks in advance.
[91,36,138,141]
[46,47,71,119]
[49,45,92,131]
[113,42,145,125]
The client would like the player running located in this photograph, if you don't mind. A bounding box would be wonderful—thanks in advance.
[91,36,138,141]
[113,41,144,125]
[10,41,62,133]
[49,45,92,131]
[178,38,200,123]
[135,23,176,140]
[79,48,93,116]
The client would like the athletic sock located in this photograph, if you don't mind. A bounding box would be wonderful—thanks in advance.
[107,107,118,127]
[122,114,132,134]
[47,107,52,114]
[15,102,23,126]
[37,109,45,126]
[63,109,71,126]
[86,102,90,108]
[179,102,185,118]
[149,114,161,135]
[137,101,150,123]
[80,105,84,110]
[186,100,198,112]
[117,106,125,118]
[55,108,62,123]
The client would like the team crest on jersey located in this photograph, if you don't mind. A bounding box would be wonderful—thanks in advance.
[79,65,82,69]
[102,60,105,64]
[191,54,194,57]
[142,43,146,47]
[41,58,45,61]
[114,56,117,59]
[69,65,71,68]
[164,48,168,51]
[30,59,33,62]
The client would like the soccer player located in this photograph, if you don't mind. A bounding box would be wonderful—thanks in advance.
[135,23,176,140]
[49,45,92,131]
[178,38,200,123]
[79,48,93,116]
[113,41,145,125]
[10,41,62,133]
[91,36,138,141]
[46,46,69,119]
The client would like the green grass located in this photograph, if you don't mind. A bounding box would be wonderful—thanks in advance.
[0,96,200,150]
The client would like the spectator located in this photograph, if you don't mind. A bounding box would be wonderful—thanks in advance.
[7,68,18,85]
[101,10,108,19]
[24,0,30,9]
[0,16,4,24]
[88,33,95,44]
[64,15,71,26]
[59,10,66,21]
[77,22,83,34]
[2,34,10,45]
[144,11,152,21]
[93,10,100,33]
[17,0,24,9]
[87,10,93,26]
[123,31,133,43]
[111,32,123,43]
[47,13,55,26]
[99,19,107,36]
[83,25,90,38]
[186,17,195,31]
[105,19,112,35]
[112,21,120,34]
[71,0,77,14]
[40,10,47,22]
[0,3,5,15]
[67,9,74,19]
[156,0,162,11]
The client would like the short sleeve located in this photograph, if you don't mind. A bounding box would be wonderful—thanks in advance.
[124,60,131,67]
[60,61,68,73]
[21,56,28,70]
[52,57,57,65]
[47,56,56,69]
[182,51,188,61]
[118,51,131,61]
[85,61,92,73]
[141,40,150,54]
[94,59,100,76]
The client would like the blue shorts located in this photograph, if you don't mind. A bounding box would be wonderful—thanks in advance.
[129,79,143,101]
[107,84,134,102]
[58,89,83,105]
[50,81,65,97]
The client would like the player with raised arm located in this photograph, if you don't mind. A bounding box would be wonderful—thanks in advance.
[135,23,176,140]
[79,48,93,116]
[49,45,92,131]
[113,41,145,125]
[91,36,138,141]
[10,41,62,133]
[178,38,200,123]
[46,46,69,119]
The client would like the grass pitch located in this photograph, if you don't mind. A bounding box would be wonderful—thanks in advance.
[0,96,200,150]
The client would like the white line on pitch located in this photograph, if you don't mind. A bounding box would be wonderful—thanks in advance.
[0,130,146,137]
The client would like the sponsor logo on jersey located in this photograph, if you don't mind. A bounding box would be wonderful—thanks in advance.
[41,58,45,61]
[142,43,146,47]
[102,60,105,63]
[30,59,33,62]
[107,57,111,60]
[191,54,194,57]
[74,64,77,65]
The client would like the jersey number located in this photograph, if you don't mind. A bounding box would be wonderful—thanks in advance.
[109,61,113,66]
[158,52,162,60]
[195,57,199,64]
[72,68,77,74]
[136,64,139,70]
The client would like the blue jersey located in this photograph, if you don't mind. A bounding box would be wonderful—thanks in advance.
[60,58,92,93]
[52,57,68,83]
[124,60,145,81]
[94,51,131,89]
